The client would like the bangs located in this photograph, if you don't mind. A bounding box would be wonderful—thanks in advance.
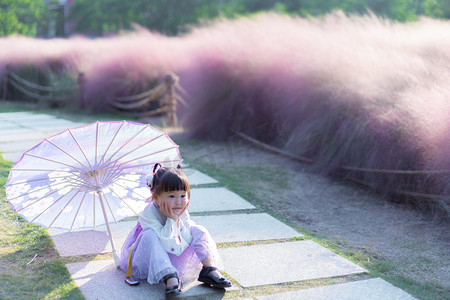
[161,171,190,192]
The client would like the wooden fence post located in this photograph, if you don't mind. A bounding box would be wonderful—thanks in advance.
[164,73,177,127]
[2,65,9,100]
[77,72,85,108]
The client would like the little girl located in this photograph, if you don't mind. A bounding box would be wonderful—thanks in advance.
[119,163,232,296]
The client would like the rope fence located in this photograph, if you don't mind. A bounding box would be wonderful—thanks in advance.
[3,66,77,104]
[9,71,77,92]
[110,72,185,127]
[232,130,450,200]
[2,67,184,127]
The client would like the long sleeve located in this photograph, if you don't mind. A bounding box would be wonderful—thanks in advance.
[138,203,193,256]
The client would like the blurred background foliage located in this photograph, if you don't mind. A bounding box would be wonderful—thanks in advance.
[0,0,47,36]
[1,0,450,37]
[68,0,450,36]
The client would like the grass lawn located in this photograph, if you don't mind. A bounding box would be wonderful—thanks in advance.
[0,154,84,299]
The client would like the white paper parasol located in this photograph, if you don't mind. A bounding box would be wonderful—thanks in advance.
[5,120,182,266]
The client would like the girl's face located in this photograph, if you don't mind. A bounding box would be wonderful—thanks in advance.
[156,189,189,216]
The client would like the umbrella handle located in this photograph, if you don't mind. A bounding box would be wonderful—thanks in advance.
[113,250,120,269]
[97,191,121,269]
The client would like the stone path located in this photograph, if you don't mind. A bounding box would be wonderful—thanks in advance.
[0,112,417,299]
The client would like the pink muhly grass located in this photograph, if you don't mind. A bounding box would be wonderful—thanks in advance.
[180,13,450,212]
[0,12,448,213]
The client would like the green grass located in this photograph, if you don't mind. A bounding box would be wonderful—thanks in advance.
[0,155,84,299]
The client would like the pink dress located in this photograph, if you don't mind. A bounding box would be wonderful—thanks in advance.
[119,201,223,285]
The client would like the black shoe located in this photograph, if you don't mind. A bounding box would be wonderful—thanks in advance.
[198,266,232,288]
[163,273,181,296]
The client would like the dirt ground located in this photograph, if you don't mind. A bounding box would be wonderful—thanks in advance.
[173,134,450,295]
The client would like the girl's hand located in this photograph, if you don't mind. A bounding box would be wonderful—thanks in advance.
[178,199,190,218]
[158,200,179,222]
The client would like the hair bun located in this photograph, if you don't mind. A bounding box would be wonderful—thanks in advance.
[153,163,162,175]
[146,174,154,188]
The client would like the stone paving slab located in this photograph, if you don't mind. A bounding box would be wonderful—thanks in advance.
[1,118,60,126]
[66,259,233,300]
[0,126,60,134]
[0,122,28,130]
[0,127,82,145]
[0,115,83,127]
[49,221,136,257]
[189,187,255,212]
[220,240,366,287]
[49,212,299,256]
[0,114,80,126]
[0,112,58,119]
[185,168,218,185]
[192,213,302,243]
[0,140,44,153]
[0,127,66,135]
[257,278,417,300]
[17,119,83,128]
[0,132,50,143]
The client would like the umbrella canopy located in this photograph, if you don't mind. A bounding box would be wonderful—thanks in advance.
[5,120,182,265]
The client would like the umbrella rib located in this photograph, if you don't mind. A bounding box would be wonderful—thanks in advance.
[98,160,115,187]
[101,159,145,187]
[118,146,178,166]
[102,132,166,169]
[11,168,74,172]
[103,159,179,182]
[47,190,81,228]
[30,187,76,223]
[15,189,60,213]
[8,180,67,201]
[45,138,90,170]
[95,121,99,169]
[6,175,68,186]
[116,177,146,185]
[118,159,181,171]
[97,121,125,168]
[113,182,149,200]
[97,121,127,185]
[98,124,150,170]
[70,192,87,231]
[68,129,93,170]
[93,192,96,229]
[66,173,89,187]
[23,153,84,171]
[10,172,83,188]
[101,192,117,223]
[108,187,140,216]
[99,161,124,187]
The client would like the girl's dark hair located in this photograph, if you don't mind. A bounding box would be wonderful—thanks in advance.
[150,163,190,196]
